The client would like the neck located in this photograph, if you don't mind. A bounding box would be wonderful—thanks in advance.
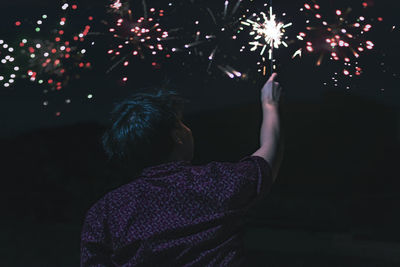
[166,148,186,163]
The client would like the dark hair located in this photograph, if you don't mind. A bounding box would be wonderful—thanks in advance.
[102,89,187,175]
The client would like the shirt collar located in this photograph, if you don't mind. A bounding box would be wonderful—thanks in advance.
[141,160,191,177]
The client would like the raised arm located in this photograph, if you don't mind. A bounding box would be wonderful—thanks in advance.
[252,73,283,182]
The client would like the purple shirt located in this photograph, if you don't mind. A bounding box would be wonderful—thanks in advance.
[81,156,272,266]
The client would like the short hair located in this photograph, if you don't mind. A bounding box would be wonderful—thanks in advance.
[102,89,187,175]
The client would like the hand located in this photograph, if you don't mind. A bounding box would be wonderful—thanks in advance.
[261,73,282,106]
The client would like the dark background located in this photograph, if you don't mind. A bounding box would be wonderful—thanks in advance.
[1,0,399,266]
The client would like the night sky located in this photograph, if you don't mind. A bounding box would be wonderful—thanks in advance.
[0,0,398,137]
[1,1,400,265]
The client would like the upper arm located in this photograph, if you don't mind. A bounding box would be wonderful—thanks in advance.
[201,156,273,212]
[252,145,279,183]
[81,199,113,267]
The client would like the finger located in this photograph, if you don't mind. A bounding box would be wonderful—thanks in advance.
[268,72,278,82]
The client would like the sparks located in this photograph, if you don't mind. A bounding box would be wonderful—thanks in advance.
[240,5,291,75]
[296,1,378,86]
[99,7,172,81]
[110,0,123,10]
[181,0,245,79]
[12,1,94,91]
[243,7,292,58]
[0,41,20,88]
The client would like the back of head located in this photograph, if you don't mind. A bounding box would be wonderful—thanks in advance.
[102,89,187,176]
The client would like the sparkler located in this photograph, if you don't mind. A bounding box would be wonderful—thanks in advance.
[242,6,291,58]
[240,3,292,76]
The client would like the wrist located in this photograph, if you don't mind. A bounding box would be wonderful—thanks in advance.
[262,102,279,110]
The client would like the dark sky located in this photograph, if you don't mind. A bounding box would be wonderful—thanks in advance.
[0,0,398,137]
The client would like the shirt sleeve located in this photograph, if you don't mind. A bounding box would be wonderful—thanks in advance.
[200,155,273,212]
[80,198,113,267]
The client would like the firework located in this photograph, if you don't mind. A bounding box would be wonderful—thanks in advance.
[15,3,93,91]
[110,0,123,10]
[0,40,20,88]
[296,1,376,85]
[22,37,91,91]
[180,0,245,79]
[240,4,292,75]
[97,4,171,83]
[108,0,131,16]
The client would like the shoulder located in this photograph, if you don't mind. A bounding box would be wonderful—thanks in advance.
[189,156,271,176]
[183,156,271,191]
[86,180,144,218]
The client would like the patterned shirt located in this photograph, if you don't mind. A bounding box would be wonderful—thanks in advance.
[81,156,272,266]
